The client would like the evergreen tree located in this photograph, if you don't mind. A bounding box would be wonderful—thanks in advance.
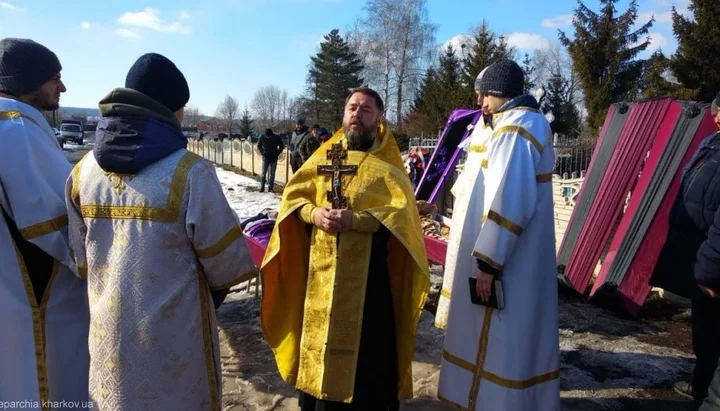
[669,0,720,101]
[521,53,536,94]
[306,29,364,128]
[411,67,445,130]
[239,107,254,139]
[559,0,654,132]
[461,20,516,106]
[437,45,466,116]
[543,73,580,138]
[640,50,680,98]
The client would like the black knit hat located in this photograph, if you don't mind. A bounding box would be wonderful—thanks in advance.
[0,38,61,96]
[476,59,525,98]
[125,53,189,112]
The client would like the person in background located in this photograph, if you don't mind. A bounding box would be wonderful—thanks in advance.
[258,127,285,192]
[298,123,321,164]
[65,52,256,411]
[290,118,311,173]
[317,127,331,144]
[0,37,90,408]
[652,90,720,407]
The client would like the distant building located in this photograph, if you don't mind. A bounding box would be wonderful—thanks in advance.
[196,118,230,133]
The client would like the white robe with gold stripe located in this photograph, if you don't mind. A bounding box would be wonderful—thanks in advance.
[66,149,256,411]
[437,107,560,411]
[0,97,90,410]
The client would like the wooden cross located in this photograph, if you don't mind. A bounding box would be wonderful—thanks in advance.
[317,143,358,209]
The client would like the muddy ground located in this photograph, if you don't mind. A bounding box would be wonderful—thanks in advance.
[216,269,697,411]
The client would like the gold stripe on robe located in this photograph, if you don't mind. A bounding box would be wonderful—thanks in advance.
[260,122,430,403]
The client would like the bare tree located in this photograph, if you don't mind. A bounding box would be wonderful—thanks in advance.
[533,43,584,114]
[357,0,436,131]
[182,104,203,127]
[216,95,240,135]
[251,85,288,129]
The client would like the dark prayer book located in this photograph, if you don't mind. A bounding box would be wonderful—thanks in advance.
[468,276,505,309]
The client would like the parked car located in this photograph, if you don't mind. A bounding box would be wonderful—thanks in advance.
[60,120,84,145]
[52,127,64,148]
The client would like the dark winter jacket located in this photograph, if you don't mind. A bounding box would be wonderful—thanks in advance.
[290,126,311,158]
[297,133,320,162]
[258,132,285,162]
[94,88,187,174]
[651,132,720,298]
[701,358,720,411]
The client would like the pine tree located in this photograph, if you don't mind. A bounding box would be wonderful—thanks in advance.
[460,21,516,106]
[640,50,679,98]
[521,53,536,94]
[411,67,445,130]
[437,45,466,115]
[543,73,580,137]
[306,29,364,128]
[559,0,654,132]
[239,107,254,139]
[669,0,720,101]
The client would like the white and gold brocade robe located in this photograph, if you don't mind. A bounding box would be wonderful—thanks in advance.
[0,97,90,410]
[437,107,560,410]
[66,149,256,411]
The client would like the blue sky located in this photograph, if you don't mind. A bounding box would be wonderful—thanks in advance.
[0,0,689,115]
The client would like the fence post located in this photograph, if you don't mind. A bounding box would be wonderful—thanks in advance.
[285,147,290,183]
[251,142,255,176]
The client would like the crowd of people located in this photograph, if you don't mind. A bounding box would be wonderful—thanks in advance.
[2,34,720,411]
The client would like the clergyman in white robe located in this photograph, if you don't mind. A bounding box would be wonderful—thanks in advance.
[0,94,90,409]
[436,90,560,409]
[66,83,257,411]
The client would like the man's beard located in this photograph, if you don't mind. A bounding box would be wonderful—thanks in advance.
[24,89,59,111]
[344,118,378,150]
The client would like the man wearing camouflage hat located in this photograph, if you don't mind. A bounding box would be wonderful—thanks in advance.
[0,38,90,408]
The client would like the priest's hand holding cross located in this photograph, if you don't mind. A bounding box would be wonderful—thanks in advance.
[312,207,352,234]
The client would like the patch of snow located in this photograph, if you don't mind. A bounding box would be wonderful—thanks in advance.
[214,166,281,221]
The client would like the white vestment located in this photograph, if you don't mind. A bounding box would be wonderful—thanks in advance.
[0,96,90,410]
[436,106,560,411]
[66,149,256,411]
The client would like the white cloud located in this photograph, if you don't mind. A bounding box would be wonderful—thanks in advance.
[441,34,474,55]
[647,31,669,49]
[506,33,552,50]
[117,8,191,34]
[541,14,573,29]
[0,2,17,10]
[80,21,91,30]
[114,28,142,40]
[180,11,191,20]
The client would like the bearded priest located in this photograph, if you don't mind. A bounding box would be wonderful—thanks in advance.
[260,87,430,411]
[436,59,560,411]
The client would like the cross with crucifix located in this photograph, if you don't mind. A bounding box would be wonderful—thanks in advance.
[317,143,358,209]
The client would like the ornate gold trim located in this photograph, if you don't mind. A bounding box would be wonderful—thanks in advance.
[0,109,42,129]
[468,144,487,153]
[536,173,553,183]
[482,369,560,389]
[80,151,201,221]
[12,244,59,410]
[70,156,86,207]
[196,269,220,411]
[196,226,243,259]
[19,215,68,240]
[481,159,488,169]
[492,125,543,154]
[444,347,561,390]
[443,349,474,372]
[468,308,494,409]
[440,288,451,300]
[485,210,523,236]
[438,393,467,410]
[471,251,503,272]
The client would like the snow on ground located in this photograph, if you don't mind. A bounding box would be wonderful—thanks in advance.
[214,166,281,221]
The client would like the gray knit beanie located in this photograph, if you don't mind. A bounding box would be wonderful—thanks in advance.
[476,59,525,98]
[0,38,62,96]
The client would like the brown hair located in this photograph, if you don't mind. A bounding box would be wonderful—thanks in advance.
[345,87,384,113]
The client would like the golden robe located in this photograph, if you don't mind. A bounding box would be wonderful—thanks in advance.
[260,123,430,403]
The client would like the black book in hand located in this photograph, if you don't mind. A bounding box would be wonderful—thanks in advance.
[469,276,505,309]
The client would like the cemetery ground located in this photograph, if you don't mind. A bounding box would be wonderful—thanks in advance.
[218,272,696,411]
